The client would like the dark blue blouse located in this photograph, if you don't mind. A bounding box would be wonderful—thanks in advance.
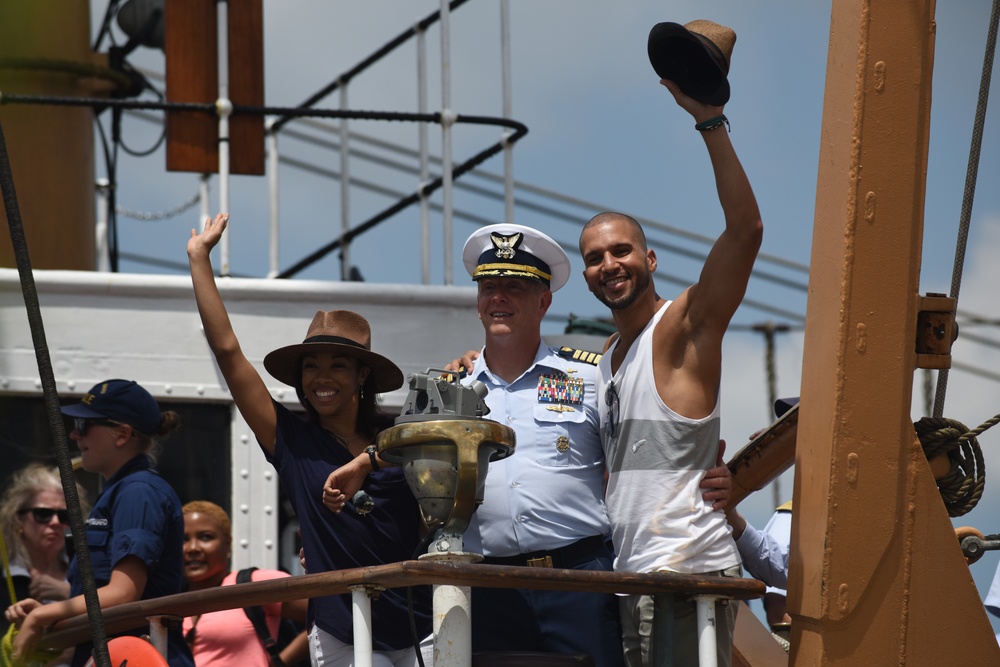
[269,402,431,651]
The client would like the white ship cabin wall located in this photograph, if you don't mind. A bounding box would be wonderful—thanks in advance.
[0,268,481,573]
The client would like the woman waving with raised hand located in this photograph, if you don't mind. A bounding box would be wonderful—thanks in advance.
[187,214,431,667]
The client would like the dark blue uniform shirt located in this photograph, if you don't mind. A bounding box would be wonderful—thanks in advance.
[69,454,194,667]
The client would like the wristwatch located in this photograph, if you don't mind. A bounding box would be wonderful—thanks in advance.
[366,444,380,471]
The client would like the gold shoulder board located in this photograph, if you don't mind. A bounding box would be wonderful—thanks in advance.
[557,346,602,366]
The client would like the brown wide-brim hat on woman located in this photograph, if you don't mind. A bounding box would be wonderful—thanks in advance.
[263,310,404,394]
[647,19,737,106]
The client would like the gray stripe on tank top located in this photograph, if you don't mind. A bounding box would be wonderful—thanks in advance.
[606,416,720,473]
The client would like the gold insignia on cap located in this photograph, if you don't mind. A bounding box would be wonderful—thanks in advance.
[556,435,570,452]
[491,232,522,260]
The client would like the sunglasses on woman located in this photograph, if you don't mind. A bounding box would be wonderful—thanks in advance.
[18,507,70,524]
[72,417,126,436]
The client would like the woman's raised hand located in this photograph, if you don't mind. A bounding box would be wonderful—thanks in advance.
[188,213,229,258]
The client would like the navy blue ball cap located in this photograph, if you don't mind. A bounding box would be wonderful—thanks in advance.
[647,19,736,106]
[462,223,571,292]
[61,379,162,436]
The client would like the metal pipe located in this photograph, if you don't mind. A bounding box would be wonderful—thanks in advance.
[433,582,472,667]
[216,0,232,276]
[147,616,170,658]
[267,120,280,278]
[500,0,515,224]
[95,179,111,273]
[694,595,719,667]
[440,0,454,285]
[351,587,374,667]
[339,84,351,281]
[417,26,431,285]
[199,174,211,230]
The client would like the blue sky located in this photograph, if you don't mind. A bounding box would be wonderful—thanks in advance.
[92,0,1000,632]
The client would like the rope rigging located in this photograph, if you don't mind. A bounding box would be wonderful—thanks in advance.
[914,414,996,517]
[910,0,1000,542]
[0,120,113,667]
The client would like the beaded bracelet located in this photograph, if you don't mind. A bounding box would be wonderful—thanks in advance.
[695,115,730,132]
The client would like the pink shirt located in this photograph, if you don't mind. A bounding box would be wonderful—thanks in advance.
[183,569,290,667]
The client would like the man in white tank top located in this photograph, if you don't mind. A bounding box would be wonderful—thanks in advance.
[577,20,764,667]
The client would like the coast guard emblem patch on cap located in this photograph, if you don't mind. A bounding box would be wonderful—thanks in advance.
[491,232,522,260]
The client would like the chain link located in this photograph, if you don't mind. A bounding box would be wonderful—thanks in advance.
[115,192,201,221]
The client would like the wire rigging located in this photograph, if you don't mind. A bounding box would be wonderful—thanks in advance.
[933,0,1000,417]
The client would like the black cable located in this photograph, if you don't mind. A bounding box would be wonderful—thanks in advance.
[108,108,123,272]
[118,116,167,157]
[93,111,117,273]
[0,119,112,667]
[407,530,438,667]
[92,0,123,52]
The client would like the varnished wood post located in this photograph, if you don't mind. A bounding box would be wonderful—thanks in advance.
[165,0,263,175]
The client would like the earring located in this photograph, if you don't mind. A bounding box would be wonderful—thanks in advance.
[360,386,365,399]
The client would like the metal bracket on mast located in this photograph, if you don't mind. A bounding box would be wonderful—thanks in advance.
[915,293,957,369]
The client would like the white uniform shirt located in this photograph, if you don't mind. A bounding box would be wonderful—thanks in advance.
[462,341,610,557]
[735,518,789,590]
[760,507,792,594]
[984,560,1000,645]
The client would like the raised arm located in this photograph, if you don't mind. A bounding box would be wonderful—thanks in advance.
[188,214,278,454]
[662,79,763,336]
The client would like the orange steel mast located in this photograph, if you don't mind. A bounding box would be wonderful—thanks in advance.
[789,0,999,664]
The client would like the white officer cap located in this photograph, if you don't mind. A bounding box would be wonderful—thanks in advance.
[461,223,571,292]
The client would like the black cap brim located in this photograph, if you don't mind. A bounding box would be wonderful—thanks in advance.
[648,22,731,106]
[774,397,800,419]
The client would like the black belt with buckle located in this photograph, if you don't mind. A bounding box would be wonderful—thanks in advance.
[483,535,607,569]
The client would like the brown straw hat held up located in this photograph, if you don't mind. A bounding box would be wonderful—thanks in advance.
[263,310,404,393]
[647,19,736,106]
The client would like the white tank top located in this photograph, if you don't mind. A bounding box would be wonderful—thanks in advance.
[597,301,740,574]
